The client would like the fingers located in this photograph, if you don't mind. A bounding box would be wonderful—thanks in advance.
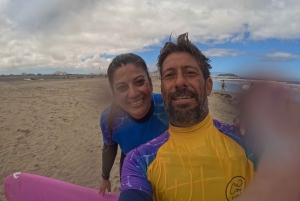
[98,180,111,196]
[98,187,106,196]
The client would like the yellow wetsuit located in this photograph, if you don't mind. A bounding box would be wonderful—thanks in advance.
[120,115,255,201]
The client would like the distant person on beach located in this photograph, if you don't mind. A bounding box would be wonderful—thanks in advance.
[119,33,256,201]
[222,80,226,91]
[98,53,242,196]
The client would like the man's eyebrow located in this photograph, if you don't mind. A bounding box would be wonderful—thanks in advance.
[181,65,195,69]
[162,66,175,72]
[163,65,195,71]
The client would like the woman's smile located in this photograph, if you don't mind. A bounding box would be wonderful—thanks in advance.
[129,98,144,107]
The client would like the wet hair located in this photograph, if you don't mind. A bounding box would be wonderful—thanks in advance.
[157,32,212,80]
[106,53,151,138]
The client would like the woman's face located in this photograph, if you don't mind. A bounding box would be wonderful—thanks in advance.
[112,63,153,119]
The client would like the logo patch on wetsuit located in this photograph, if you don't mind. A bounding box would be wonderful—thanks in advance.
[226,176,246,201]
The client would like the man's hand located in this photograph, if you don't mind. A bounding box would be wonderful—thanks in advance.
[238,83,300,201]
[98,179,111,196]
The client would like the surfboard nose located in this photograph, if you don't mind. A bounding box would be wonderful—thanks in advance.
[4,172,119,201]
[4,173,22,201]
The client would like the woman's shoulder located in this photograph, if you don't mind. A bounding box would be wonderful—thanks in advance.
[100,105,111,119]
[100,105,127,124]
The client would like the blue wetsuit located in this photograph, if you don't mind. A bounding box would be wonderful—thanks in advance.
[100,94,169,179]
[101,94,169,155]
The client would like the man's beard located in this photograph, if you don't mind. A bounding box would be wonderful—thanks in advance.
[164,88,209,127]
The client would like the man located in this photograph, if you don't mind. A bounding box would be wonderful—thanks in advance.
[118,33,256,201]
[222,80,226,91]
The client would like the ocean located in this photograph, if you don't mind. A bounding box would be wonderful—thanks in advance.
[212,78,300,101]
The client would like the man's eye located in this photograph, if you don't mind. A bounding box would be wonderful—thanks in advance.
[164,73,175,78]
[186,71,196,76]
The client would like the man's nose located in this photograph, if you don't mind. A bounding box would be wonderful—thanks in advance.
[175,73,188,88]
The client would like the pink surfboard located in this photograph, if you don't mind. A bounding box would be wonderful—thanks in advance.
[4,172,119,201]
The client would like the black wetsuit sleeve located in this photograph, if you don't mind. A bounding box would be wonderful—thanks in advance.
[119,190,153,201]
[119,152,126,177]
[102,143,118,180]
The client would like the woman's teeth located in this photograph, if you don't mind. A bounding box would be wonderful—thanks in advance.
[130,99,143,105]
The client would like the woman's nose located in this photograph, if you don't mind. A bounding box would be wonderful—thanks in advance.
[127,85,139,98]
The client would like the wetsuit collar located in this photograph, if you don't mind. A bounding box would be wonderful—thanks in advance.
[168,114,212,135]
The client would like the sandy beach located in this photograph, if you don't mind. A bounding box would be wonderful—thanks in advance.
[0,77,240,201]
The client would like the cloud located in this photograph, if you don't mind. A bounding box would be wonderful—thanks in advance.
[0,0,300,73]
[2,0,97,34]
[147,64,158,73]
[260,51,300,62]
[203,48,244,57]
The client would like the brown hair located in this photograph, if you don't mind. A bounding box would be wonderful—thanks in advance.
[106,53,151,139]
[157,32,212,79]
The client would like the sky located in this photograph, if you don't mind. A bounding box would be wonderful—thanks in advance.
[0,0,299,81]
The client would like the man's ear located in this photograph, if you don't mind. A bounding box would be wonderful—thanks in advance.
[205,77,213,96]
[160,76,165,99]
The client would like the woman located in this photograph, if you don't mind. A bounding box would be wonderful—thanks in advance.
[98,53,169,195]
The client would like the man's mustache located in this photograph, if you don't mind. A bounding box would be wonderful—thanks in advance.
[168,88,198,100]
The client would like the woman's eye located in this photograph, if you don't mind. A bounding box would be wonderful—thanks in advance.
[135,79,145,86]
[116,85,127,92]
